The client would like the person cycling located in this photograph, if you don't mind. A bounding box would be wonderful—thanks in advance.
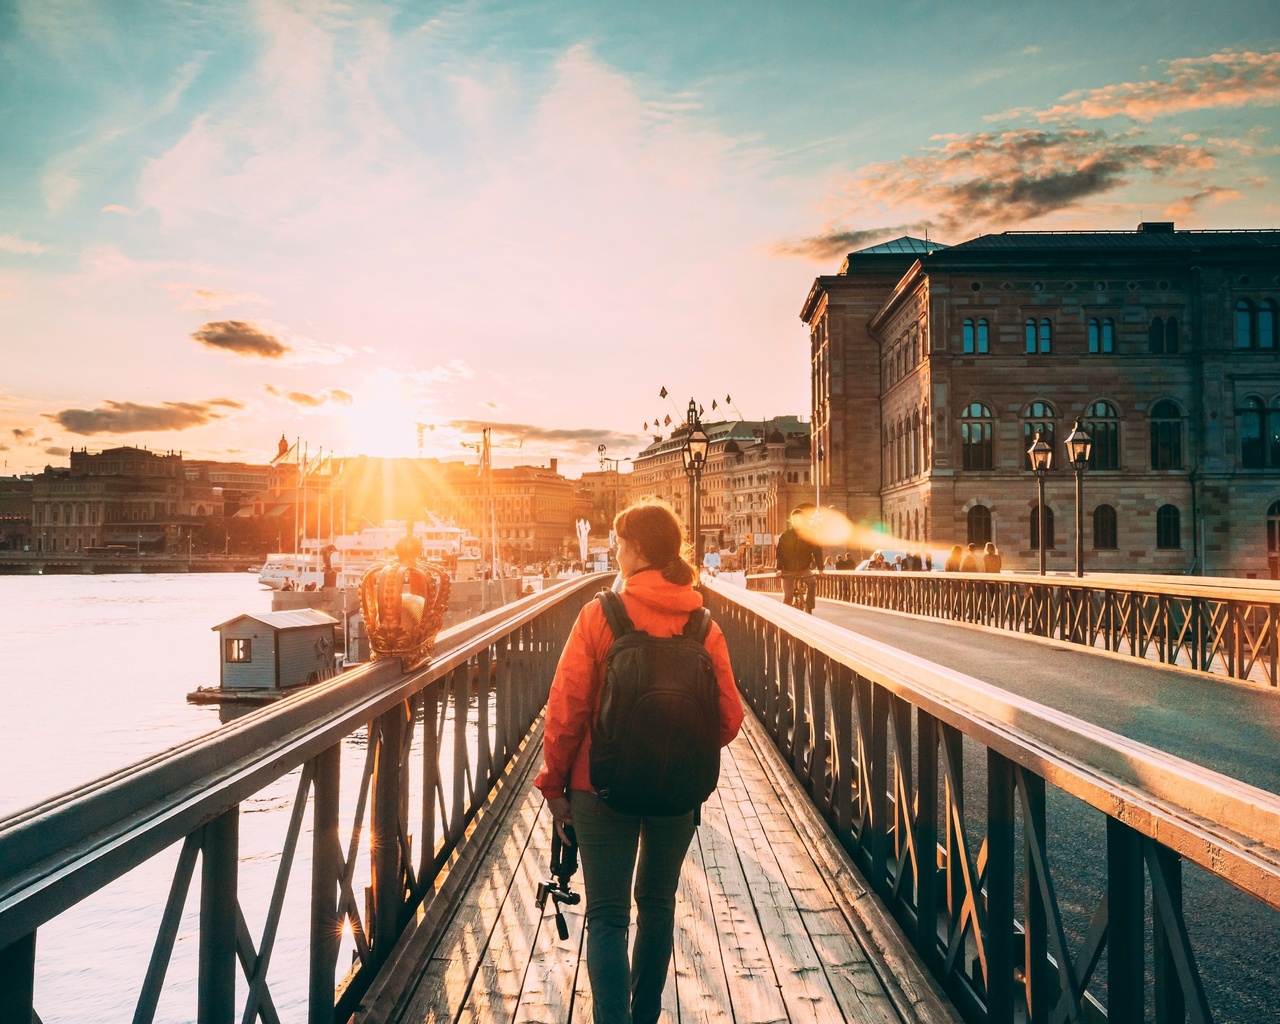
[775,505,823,613]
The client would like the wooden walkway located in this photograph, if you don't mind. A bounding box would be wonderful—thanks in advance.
[357,712,955,1024]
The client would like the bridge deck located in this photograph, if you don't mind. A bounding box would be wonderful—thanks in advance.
[358,712,952,1024]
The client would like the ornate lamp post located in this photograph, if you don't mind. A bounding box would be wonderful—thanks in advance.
[1064,419,1093,578]
[681,399,709,562]
[1027,431,1053,575]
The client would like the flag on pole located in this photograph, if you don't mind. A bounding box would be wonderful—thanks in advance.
[663,414,671,426]
[272,435,297,465]
[659,386,668,399]
[726,394,732,404]
[711,400,718,410]
[698,404,704,416]
[643,421,649,431]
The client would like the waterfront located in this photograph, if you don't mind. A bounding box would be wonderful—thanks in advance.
[0,574,370,1021]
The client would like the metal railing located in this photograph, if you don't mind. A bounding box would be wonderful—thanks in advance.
[0,574,607,1023]
[708,579,1280,1023]
[748,570,1280,686]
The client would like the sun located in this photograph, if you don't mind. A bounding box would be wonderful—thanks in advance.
[338,370,428,459]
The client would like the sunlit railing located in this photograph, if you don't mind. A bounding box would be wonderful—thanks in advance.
[748,569,1280,686]
[709,579,1280,1023]
[0,574,607,1023]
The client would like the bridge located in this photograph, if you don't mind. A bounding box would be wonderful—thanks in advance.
[2,571,1279,1023]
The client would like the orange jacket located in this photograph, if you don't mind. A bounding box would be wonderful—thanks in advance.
[534,570,744,801]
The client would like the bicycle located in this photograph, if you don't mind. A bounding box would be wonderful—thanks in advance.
[778,570,818,613]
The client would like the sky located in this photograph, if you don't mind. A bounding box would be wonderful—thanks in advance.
[1,0,1278,477]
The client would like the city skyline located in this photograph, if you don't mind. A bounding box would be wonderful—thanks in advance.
[2,1,1278,477]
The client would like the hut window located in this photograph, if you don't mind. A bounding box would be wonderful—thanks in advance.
[225,638,252,663]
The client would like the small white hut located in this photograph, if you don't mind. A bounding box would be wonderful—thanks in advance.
[211,609,339,693]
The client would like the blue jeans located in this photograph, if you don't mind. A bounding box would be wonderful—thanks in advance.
[568,790,696,1024]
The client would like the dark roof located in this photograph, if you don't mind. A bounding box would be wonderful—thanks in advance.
[849,235,949,256]
[946,230,1280,252]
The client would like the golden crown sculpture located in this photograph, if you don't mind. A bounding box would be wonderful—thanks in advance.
[359,533,452,671]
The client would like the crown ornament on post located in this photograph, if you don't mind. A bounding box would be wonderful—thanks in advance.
[359,530,452,671]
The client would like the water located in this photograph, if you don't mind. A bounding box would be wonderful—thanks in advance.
[0,574,372,1021]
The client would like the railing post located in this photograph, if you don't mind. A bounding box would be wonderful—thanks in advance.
[869,682,889,893]
[309,743,341,1024]
[0,931,36,1024]
[370,705,405,967]
[986,750,1015,1023]
[1151,842,1185,1024]
[198,807,239,1024]
[915,712,939,971]
[1021,770,1049,1024]
[1107,817,1145,1020]
[832,664,854,836]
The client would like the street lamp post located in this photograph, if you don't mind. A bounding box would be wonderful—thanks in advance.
[681,399,709,563]
[1027,431,1053,576]
[1064,419,1093,578]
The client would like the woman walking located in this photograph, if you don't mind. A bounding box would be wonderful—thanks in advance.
[535,500,744,1024]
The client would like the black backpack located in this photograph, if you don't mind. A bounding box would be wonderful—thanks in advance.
[589,590,722,816]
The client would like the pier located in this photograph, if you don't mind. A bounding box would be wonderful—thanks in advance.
[3,571,1280,1022]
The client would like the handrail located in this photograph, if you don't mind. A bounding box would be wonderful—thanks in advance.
[0,573,607,1021]
[708,577,1276,1021]
[747,569,1280,685]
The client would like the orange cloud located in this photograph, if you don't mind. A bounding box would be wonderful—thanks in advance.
[839,128,1215,235]
[1035,50,1280,123]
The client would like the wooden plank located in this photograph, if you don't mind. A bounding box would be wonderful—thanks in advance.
[717,740,845,1024]
[673,812,735,1024]
[388,785,545,1023]
[697,781,790,1023]
[569,918,594,1023]
[730,738,901,1024]
[738,713,960,1024]
[457,808,555,1024]
[513,862,588,1024]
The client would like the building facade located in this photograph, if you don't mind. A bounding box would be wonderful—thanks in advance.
[433,460,578,563]
[628,416,812,564]
[802,224,1280,576]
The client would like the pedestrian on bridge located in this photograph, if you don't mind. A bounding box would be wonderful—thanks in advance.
[536,499,744,1024]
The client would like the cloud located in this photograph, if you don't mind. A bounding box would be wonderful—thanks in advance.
[1035,49,1280,123]
[168,284,272,312]
[44,447,69,457]
[265,385,353,407]
[448,419,643,451]
[11,428,34,440]
[47,398,245,435]
[832,128,1215,235]
[0,233,47,255]
[1164,185,1244,220]
[101,204,133,214]
[770,224,926,260]
[192,320,290,358]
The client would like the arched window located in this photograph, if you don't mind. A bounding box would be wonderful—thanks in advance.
[911,409,921,477]
[1236,299,1254,348]
[1239,396,1265,468]
[1270,397,1280,467]
[1156,504,1181,549]
[1025,319,1036,354]
[1165,316,1179,353]
[977,319,989,353]
[1085,400,1120,470]
[967,505,992,546]
[1093,504,1118,549]
[1088,318,1115,354]
[963,318,975,354]
[1023,401,1056,470]
[1149,316,1164,353]
[1261,300,1277,350]
[1150,400,1183,470]
[961,403,994,470]
[1030,505,1055,549]
[922,402,930,467]
[1268,500,1280,557]
[1039,318,1053,353]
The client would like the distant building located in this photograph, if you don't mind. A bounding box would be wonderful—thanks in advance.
[0,476,33,550]
[433,459,578,563]
[628,416,812,562]
[802,224,1280,575]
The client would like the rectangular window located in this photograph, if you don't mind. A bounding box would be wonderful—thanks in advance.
[963,319,975,354]
[225,638,252,663]
[977,319,989,354]
[1039,319,1053,353]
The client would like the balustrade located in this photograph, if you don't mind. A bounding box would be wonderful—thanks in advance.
[750,570,1280,686]
[0,574,604,1024]
[711,579,1280,1022]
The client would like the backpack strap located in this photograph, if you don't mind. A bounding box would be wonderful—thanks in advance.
[596,589,634,639]
[683,607,712,642]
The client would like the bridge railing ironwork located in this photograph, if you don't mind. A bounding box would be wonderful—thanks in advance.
[709,578,1280,1023]
[0,573,607,1024]
[748,569,1280,687]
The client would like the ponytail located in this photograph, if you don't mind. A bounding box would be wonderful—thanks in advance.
[614,499,697,587]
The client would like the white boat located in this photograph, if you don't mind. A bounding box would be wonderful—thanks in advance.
[257,515,478,590]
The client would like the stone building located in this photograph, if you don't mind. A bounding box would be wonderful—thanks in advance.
[0,476,33,550]
[628,416,811,563]
[434,460,578,563]
[802,224,1280,575]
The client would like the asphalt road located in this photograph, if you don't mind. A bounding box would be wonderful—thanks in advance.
[788,597,1280,1023]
